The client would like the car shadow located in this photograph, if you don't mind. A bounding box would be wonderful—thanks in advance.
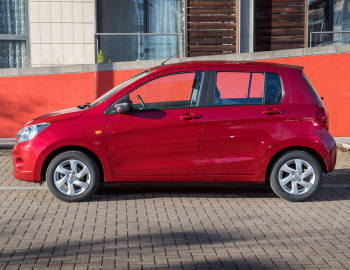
[90,170,350,203]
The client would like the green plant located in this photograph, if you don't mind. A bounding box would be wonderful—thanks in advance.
[97,50,112,64]
[97,50,106,64]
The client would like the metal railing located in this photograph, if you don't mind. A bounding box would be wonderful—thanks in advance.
[309,31,350,47]
[95,33,183,62]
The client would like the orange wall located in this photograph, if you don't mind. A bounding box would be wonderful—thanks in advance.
[0,69,144,137]
[262,53,350,137]
[0,52,349,137]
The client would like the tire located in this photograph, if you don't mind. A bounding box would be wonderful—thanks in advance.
[270,150,323,202]
[46,151,100,202]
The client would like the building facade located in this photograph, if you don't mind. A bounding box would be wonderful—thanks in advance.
[1,0,350,68]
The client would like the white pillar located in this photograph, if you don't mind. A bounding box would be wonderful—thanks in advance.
[240,0,254,53]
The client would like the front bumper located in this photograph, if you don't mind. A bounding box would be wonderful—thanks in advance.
[12,140,44,182]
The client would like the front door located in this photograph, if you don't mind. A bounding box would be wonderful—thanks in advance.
[199,69,290,175]
[107,71,206,177]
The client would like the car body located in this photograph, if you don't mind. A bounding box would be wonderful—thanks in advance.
[12,61,337,202]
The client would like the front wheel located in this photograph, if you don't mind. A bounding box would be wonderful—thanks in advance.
[270,151,323,202]
[46,151,100,202]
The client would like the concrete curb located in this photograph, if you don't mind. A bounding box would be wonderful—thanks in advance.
[334,137,350,146]
[0,139,16,149]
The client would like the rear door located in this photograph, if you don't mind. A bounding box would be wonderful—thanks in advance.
[199,67,291,175]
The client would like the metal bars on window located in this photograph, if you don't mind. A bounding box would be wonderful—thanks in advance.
[0,0,29,68]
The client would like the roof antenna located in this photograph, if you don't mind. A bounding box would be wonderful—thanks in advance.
[161,47,186,66]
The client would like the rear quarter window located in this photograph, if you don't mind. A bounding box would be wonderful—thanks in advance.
[264,73,283,104]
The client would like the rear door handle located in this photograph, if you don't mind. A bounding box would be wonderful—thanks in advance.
[263,109,285,115]
[180,113,201,120]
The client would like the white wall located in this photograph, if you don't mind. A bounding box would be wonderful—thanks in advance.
[29,0,95,66]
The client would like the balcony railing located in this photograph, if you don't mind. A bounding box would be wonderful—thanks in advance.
[309,31,350,47]
[95,33,183,63]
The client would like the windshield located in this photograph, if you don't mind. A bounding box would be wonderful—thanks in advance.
[90,70,150,107]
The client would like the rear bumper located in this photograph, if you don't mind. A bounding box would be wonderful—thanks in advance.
[314,130,337,173]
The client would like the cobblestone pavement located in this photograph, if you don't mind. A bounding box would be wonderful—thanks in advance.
[1,149,350,270]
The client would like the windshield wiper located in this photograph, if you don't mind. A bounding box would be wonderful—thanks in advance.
[77,103,91,109]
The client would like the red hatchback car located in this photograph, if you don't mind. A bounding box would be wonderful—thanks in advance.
[12,61,336,202]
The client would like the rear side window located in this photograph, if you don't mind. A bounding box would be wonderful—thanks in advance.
[215,71,283,106]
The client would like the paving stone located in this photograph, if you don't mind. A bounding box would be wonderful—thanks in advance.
[1,150,350,269]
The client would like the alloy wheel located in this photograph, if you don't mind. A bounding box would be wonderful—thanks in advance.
[278,158,315,195]
[53,159,91,196]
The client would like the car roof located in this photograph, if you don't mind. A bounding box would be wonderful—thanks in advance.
[150,61,303,72]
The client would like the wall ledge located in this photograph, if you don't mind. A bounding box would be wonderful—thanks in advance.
[1,44,350,77]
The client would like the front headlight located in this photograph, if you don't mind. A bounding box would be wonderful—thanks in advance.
[17,123,50,143]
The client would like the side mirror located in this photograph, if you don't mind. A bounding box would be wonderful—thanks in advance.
[111,100,133,114]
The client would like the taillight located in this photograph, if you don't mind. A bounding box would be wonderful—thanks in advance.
[315,106,329,130]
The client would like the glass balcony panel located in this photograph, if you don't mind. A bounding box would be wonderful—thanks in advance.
[98,35,139,63]
[140,35,179,60]
[310,32,350,47]
[97,34,182,63]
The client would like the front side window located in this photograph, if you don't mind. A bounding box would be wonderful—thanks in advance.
[214,71,282,106]
[127,72,203,110]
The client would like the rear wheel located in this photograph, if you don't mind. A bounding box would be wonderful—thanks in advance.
[46,151,100,202]
[270,151,323,202]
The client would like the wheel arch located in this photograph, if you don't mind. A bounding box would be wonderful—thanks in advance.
[265,146,327,183]
[41,146,105,183]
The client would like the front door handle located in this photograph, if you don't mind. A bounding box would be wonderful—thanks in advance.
[180,113,201,120]
[263,108,285,115]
